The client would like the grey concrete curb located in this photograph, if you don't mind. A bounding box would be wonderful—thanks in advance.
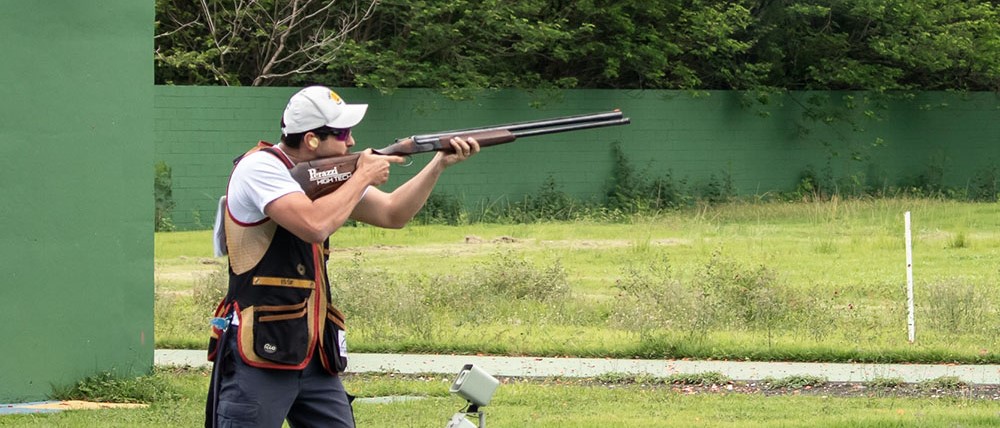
[156,350,1000,384]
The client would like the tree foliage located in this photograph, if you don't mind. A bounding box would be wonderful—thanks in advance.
[752,0,1000,91]
[327,0,770,92]
[155,0,377,86]
[155,0,1000,92]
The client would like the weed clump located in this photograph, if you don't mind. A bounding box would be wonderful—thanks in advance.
[595,371,731,386]
[760,375,828,390]
[865,377,906,389]
[918,376,967,391]
[53,370,181,403]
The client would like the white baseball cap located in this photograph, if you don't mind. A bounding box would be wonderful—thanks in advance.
[281,86,368,135]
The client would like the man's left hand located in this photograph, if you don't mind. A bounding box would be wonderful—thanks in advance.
[436,136,480,167]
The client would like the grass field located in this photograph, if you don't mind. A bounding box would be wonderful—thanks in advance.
[5,198,998,426]
[155,198,1000,364]
[3,368,999,427]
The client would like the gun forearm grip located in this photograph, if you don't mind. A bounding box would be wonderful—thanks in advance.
[442,129,516,149]
[378,129,516,156]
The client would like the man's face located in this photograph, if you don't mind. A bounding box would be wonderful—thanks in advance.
[316,129,353,157]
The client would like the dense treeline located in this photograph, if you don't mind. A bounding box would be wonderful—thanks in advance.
[156,0,1000,92]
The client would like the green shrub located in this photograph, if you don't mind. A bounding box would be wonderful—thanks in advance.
[920,279,994,335]
[154,161,175,232]
[696,250,790,340]
[698,171,736,203]
[193,267,228,315]
[328,252,436,342]
[612,248,825,349]
[795,166,835,201]
[471,250,570,302]
[416,192,465,225]
[968,163,998,202]
[327,249,576,345]
[612,256,712,341]
[606,142,685,213]
[508,176,585,222]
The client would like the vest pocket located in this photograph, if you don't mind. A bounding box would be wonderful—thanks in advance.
[321,304,348,373]
[207,300,232,362]
[249,301,310,365]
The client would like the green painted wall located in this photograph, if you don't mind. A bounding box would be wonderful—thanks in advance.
[155,88,999,230]
[0,2,154,402]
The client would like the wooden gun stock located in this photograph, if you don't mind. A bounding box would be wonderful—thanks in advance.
[290,110,630,200]
[289,153,363,200]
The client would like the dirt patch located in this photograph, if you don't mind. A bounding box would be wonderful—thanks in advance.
[465,235,520,244]
[155,257,224,296]
[330,237,689,256]
[22,400,149,410]
[669,382,1000,400]
[577,379,1000,400]
[539,238,689,249]
[339,372,1000,400]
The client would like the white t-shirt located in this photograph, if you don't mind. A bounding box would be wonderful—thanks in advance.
[227,148,303,224]
[212,147,301,256]
[211,146,369,256]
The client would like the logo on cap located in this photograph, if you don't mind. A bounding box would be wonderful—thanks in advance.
[329,91,343,104]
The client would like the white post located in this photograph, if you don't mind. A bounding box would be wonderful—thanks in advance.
[905,211,915,343]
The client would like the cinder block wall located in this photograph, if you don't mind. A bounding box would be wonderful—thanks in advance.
[155,88,1000,230]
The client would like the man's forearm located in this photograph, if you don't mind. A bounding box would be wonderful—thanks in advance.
[268,172,374,244]
[383,157,448,226]
[314,175,373,231]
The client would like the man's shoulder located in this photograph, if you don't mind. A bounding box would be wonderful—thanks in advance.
[234,149,289,173]
[227,147,301,222]
[242,146,285,162]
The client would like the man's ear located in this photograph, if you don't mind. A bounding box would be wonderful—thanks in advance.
[306,133,320,149]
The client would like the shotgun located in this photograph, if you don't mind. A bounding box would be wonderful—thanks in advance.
[290,110,631,199]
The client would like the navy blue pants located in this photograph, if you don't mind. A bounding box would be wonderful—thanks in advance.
[209,333,355,428]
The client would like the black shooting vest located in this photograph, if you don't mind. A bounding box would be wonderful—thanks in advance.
[208,142,347,374]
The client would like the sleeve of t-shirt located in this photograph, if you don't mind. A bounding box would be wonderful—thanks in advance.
[227,151,304,224]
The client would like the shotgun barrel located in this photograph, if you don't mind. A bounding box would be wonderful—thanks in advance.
[409,110,627,143]
[378,110,630,155]
[291,109,631,199]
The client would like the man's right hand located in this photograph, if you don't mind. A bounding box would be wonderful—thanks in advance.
[356,149,407,186]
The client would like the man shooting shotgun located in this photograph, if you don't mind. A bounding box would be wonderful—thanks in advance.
[208,85,481,428]
[291,110,631,199]
[208,84,628,427]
